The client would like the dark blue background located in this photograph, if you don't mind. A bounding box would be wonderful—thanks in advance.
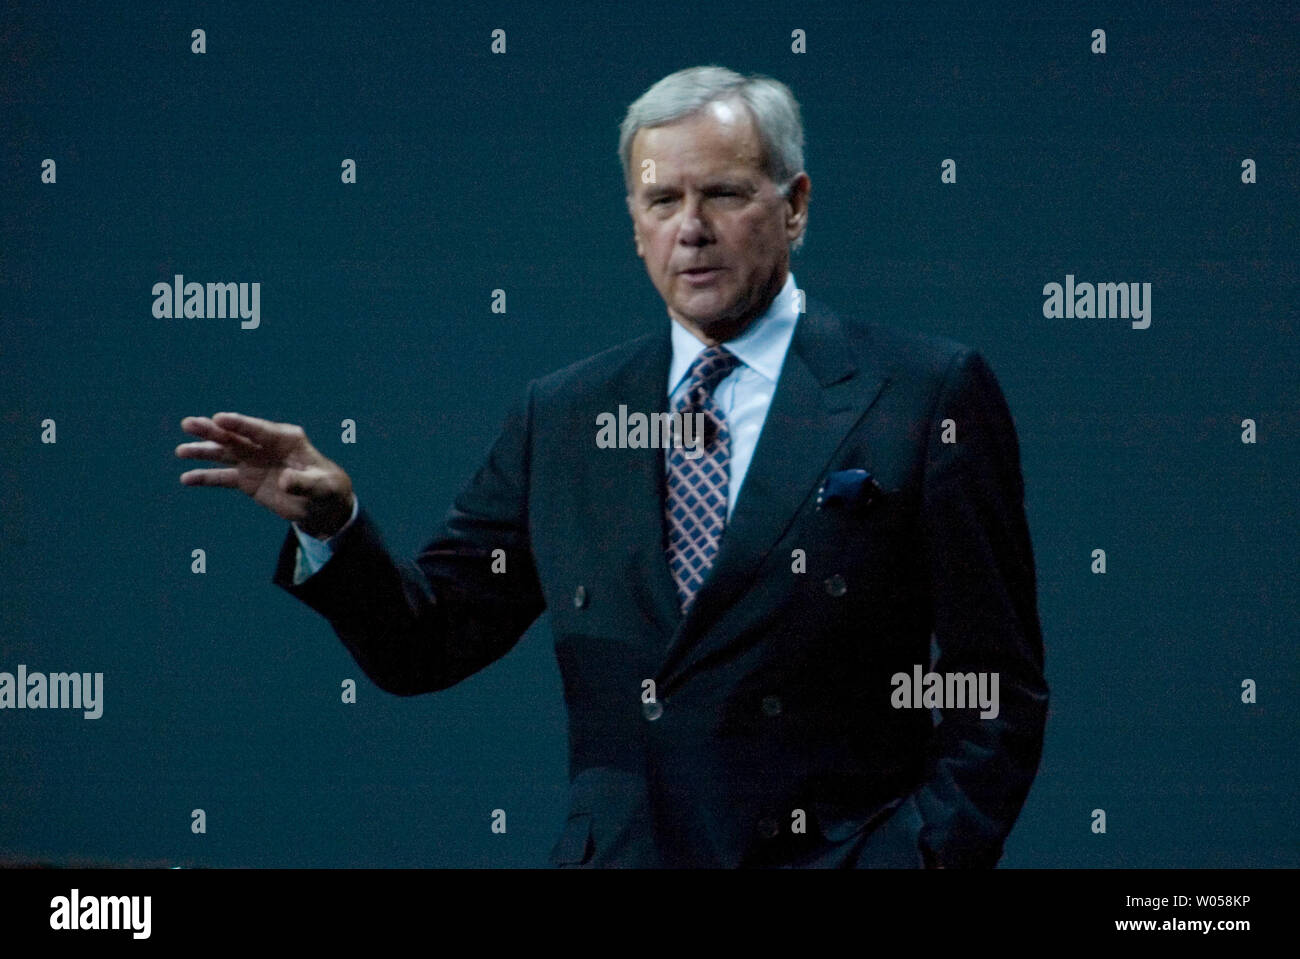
[2,0,1296,867]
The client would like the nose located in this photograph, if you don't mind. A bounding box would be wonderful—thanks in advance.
[678,194,712,246]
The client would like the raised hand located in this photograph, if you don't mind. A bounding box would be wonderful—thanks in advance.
[175,412,355,540]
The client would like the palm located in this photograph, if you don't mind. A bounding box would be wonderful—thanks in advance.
[176,412,351,534]
[237,442,307,512]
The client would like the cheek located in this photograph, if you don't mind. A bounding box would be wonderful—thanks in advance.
[754,214,786,245]
[730,216,779,256]
[648,235,676,269]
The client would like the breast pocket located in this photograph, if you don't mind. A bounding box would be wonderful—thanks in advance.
[799,484,916,581]
[814,478,911,531]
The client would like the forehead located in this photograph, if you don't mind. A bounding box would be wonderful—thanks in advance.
[629,100,764,183]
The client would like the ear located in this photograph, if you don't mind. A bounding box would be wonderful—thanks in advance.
[783,173,811,244]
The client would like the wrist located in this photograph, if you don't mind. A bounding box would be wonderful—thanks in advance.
[301,491,355,541]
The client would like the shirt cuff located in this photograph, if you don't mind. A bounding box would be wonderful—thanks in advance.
[291,495,360,582]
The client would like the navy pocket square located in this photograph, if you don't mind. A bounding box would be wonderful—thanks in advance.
[816,469,886,510]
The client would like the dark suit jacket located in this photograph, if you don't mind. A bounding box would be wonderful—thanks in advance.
[272,297,1048,868]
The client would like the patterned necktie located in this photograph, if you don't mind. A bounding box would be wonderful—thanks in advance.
[665,345,742,612]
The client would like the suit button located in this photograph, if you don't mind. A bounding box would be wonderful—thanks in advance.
[573,585,588,609]
[642,700,663,721]
[761,695,782,717]
[824,574,847,597]
[757,817,779,839]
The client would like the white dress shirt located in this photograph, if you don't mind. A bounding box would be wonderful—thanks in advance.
[292,271,802,584]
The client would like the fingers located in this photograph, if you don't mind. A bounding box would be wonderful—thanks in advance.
[178,467,241,488]
[174,440,238,464]
[210,411,301,449]
[178,415,265,459]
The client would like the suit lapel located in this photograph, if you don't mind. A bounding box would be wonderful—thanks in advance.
[596,329,683,635]
[659,301,893,677]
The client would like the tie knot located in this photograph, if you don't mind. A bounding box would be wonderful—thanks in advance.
[682,346,741,403]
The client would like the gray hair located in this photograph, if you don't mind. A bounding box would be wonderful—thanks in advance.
[619,65,807,250]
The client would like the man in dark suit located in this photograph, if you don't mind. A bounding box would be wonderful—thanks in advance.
[177,66,1047,868]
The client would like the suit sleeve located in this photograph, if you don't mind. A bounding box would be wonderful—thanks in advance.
[271,384,546,695]
[910,348,1049,867]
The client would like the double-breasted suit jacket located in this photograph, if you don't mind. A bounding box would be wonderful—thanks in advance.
[273,296,1049,868]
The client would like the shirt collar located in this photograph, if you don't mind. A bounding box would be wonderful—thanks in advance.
[667,271,800,395]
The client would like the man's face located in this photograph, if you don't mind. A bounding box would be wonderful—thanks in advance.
[626,99,809,344]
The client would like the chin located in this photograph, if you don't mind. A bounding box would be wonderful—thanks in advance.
[674,293,734,321]
[678,308,731,331]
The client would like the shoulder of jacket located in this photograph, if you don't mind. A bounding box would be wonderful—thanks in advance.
[527,331,662,399]
[804,296,973,384]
